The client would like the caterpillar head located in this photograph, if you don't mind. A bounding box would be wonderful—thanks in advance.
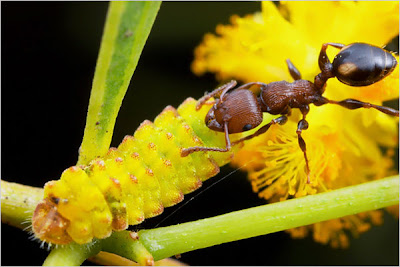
[32,197,72,245]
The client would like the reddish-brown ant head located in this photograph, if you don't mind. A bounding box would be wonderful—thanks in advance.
[205,90,263,134]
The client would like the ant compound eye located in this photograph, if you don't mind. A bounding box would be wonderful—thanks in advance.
[242,124,253,131]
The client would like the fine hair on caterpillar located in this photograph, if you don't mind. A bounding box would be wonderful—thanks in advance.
[152,159,255,229]
[32,98,246,245]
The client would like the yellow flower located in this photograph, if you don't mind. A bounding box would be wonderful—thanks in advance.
[192,1,399,248]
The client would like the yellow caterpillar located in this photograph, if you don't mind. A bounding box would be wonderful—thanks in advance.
[32,97,244,245]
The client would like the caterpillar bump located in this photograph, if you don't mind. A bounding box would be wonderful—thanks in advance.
[32,97,244,245]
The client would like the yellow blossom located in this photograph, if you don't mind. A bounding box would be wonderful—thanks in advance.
[192,1,399,248]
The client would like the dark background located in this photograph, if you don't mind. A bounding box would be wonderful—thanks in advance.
[1,2,399,266]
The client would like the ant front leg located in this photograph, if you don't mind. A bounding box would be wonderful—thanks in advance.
[196,80,237,110]
[232,115,288,145]
[286,59,302,80]
[316,97,400,117]
[296,106,311,184]
[181,121,232,157]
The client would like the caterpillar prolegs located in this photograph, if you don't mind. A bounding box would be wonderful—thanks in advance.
[32,97,245,245]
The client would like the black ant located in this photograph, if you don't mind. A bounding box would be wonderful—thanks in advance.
[181,42,399,183]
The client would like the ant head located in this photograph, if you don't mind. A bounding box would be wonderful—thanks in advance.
[205,90,263,134]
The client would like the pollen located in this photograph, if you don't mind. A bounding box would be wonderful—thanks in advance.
[129,174,138,184]
[145,168,154,176]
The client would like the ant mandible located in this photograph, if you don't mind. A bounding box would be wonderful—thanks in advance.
[181,42,399,183]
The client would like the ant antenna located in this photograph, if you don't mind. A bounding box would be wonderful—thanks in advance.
[153,159,255,228]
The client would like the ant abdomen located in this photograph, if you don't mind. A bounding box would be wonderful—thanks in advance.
[332,43,397,86]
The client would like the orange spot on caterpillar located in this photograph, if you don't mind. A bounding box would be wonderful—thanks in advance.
[115,157,124,163]
[163,105,179,115]
[190,179,203,192]
[137,120,152,131]
[110,177,121,188]
[154,204,164,216]
[78,165,86,170]
[208,164,220,178]
[129,174,138,184]
[173,192,185,204]
[183,124,191,133]
[166,132,173,139]
[136,216,145,224]
[148,142,156,150]
[193,136,201,144]
[69,166,80,172]
[146,168,154,176]
[164,159,172,167]
[131,152,140,159]
[122,135,134,143]
[94,160,106,170]
[44,180,56,189]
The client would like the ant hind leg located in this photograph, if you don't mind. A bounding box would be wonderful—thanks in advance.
[297,119,311,184]
[296,106,311,184]
[316,97,399,117]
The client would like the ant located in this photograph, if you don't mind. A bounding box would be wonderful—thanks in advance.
[181,42,399,183]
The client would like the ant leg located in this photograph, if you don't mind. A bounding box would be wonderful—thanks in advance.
[196,80,237,110]
[315,43,345,90]
[316,97,399,117]
[181,121,232,157]
[318,42,345,71]
[230,82,268,97]
[232,115,288,145]
[286,59,302,80]
[296,106,311,184]
[297,120,311,184]
[235,82,267,90]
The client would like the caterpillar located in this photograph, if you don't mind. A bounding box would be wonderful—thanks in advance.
[32,97,245,245]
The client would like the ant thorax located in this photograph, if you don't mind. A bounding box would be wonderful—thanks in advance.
[260,80,316,115]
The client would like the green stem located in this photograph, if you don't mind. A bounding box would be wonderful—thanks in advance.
[43,242,102,266]
[77,1,161,165]
[138,176,399,261]
[101,231,155,266]
[1,180,44,228]
[1,177,398,265]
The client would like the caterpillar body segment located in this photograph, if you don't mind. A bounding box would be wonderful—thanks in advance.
[32,97,245,245]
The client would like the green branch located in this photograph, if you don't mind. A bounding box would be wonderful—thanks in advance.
[77,1,161,165]
[0,180,43,228]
